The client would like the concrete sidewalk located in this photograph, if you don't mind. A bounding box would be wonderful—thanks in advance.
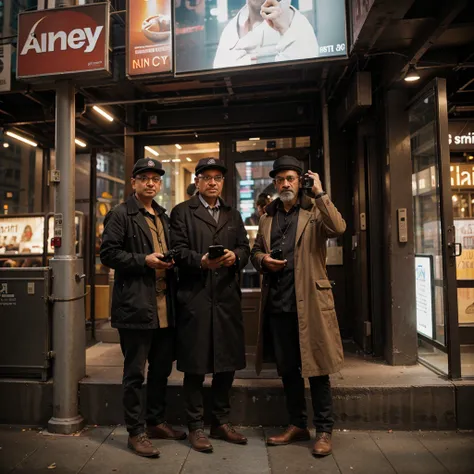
[1,426,474,474]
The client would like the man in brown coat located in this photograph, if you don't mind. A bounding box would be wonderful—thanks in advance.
[250,155,346,456]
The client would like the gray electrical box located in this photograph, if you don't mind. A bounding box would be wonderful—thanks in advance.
[0,267,52,381]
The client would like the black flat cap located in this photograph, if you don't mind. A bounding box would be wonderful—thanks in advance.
[195,157,227,176]
[132,158,165,177]
[269,155,303,178]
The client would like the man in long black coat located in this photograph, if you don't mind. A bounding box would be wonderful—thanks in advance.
[170,158,250,452]
[100,158,186,458]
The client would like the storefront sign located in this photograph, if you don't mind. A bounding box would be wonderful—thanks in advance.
[351,0,375,45]
[451,165,474,188]
[175,0,347,74]
[127,0,172,76]
[16,3,109,79]
[449,122,474,150]
[415,255,435,339]
[0,45,12,92]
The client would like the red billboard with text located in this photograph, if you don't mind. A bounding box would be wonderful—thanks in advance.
[127,0,172,77]
[16,3,110,80]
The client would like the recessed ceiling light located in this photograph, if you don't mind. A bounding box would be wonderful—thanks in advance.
[92,105,114,122]
[175,144,182,150]
[144,146,159,156]
[3,143,9,148]
[75,138,87,148]
[186,157,192,162]
[6,131,37,147]
[172,158,181,162]
[404,65,420,82]
[249,137,260,141]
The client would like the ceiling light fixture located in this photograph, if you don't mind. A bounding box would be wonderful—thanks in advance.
[404,65,420,82]
[172,158,181,162]
[144,146,159,156]
[186,157,192,162]
[162,159,171,163]
[249,137,260,141]
[92,105,114,122]
[75,138,87,148]
[3,143,9,148]
[6,131,37,147]
[175,144,182,150]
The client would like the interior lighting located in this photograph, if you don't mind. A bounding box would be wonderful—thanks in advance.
[452,195,458,202]
[6,131,37,147]
[75,138,87,148]
[404,65,421,82]
[249,137,260,141]
[172,158,181,162]
[162,159,171,163]
[3,143,9,148]
[145,146,159,156]
[92,105,114,122]
[175,144,182,150]
[186,157,192,162]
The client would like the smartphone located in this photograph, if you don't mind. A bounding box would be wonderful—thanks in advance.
[301,174,314,190]
[159,249,177,262]
[208,244,225,260]
[270,248,283,260]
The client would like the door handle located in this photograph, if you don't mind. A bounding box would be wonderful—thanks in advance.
[448,242,463,257]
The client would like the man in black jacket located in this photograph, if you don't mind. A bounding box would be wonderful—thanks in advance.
[100,158,185,458]
[170,158,250,453]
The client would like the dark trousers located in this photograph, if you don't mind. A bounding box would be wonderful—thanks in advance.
[268,312,334,434]
[183,371,235,431]
[118,328,174,437]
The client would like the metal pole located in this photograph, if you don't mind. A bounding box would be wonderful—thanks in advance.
[321,87,332,198]
[48,80,86,434]
[89,149,97,341]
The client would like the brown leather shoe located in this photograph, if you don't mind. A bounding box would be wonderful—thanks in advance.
[127,433,160,457]
[312,432,332,456]
[189,429,213,452]
[266,425,311,446]
[147,422,187,440]
[210,424,248,445]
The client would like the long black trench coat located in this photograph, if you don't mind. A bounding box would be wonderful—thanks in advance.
[100,195,176,330]
[170,195,250,375]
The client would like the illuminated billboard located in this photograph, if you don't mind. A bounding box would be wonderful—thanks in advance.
[175,0,347,74]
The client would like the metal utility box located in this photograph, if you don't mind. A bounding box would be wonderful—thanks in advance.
[0,267,52,381]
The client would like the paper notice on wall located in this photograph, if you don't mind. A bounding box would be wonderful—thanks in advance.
[0,44,12,92]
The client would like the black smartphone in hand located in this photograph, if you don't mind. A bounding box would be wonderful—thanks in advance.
[208,245,225,260]
[270,248,283,260]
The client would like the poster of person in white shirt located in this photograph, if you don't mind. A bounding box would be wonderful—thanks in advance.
[175,0,346,73]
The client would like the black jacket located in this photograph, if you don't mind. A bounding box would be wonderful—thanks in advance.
[100,195,176,329]
[170,195,250,374]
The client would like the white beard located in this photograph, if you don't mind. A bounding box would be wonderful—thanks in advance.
[280,190,295,203]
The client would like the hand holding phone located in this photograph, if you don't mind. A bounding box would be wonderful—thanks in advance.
[208,244,225,260]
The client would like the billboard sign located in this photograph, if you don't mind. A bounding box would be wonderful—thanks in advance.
[127,0,173,76]
[174,0,347,74]
[16,3,110,80]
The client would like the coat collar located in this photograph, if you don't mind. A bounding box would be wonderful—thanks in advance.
[189,193,231,230]
[126,193,166,216]
[125,194,167,248]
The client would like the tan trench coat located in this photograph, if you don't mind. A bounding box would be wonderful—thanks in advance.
[250,193,346,378]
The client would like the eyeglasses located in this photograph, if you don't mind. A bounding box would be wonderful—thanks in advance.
[274,175,298,185]
[135,176,162,184]
[198,175,224,183]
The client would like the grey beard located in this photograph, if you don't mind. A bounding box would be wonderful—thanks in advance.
[280,190,295,203]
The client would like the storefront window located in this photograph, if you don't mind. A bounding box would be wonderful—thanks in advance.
[96,152,125,276]
[0,141,37,215]
[143,142,220,212]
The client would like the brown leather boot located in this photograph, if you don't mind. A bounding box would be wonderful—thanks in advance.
[210,424,248,445]
[127,433,160,457]
[312,432,332,456]
[189,429,213,452]
[147,422,187,440]
[266,425,311,446]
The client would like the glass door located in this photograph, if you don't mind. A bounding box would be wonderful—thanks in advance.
[410,78,461,378]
